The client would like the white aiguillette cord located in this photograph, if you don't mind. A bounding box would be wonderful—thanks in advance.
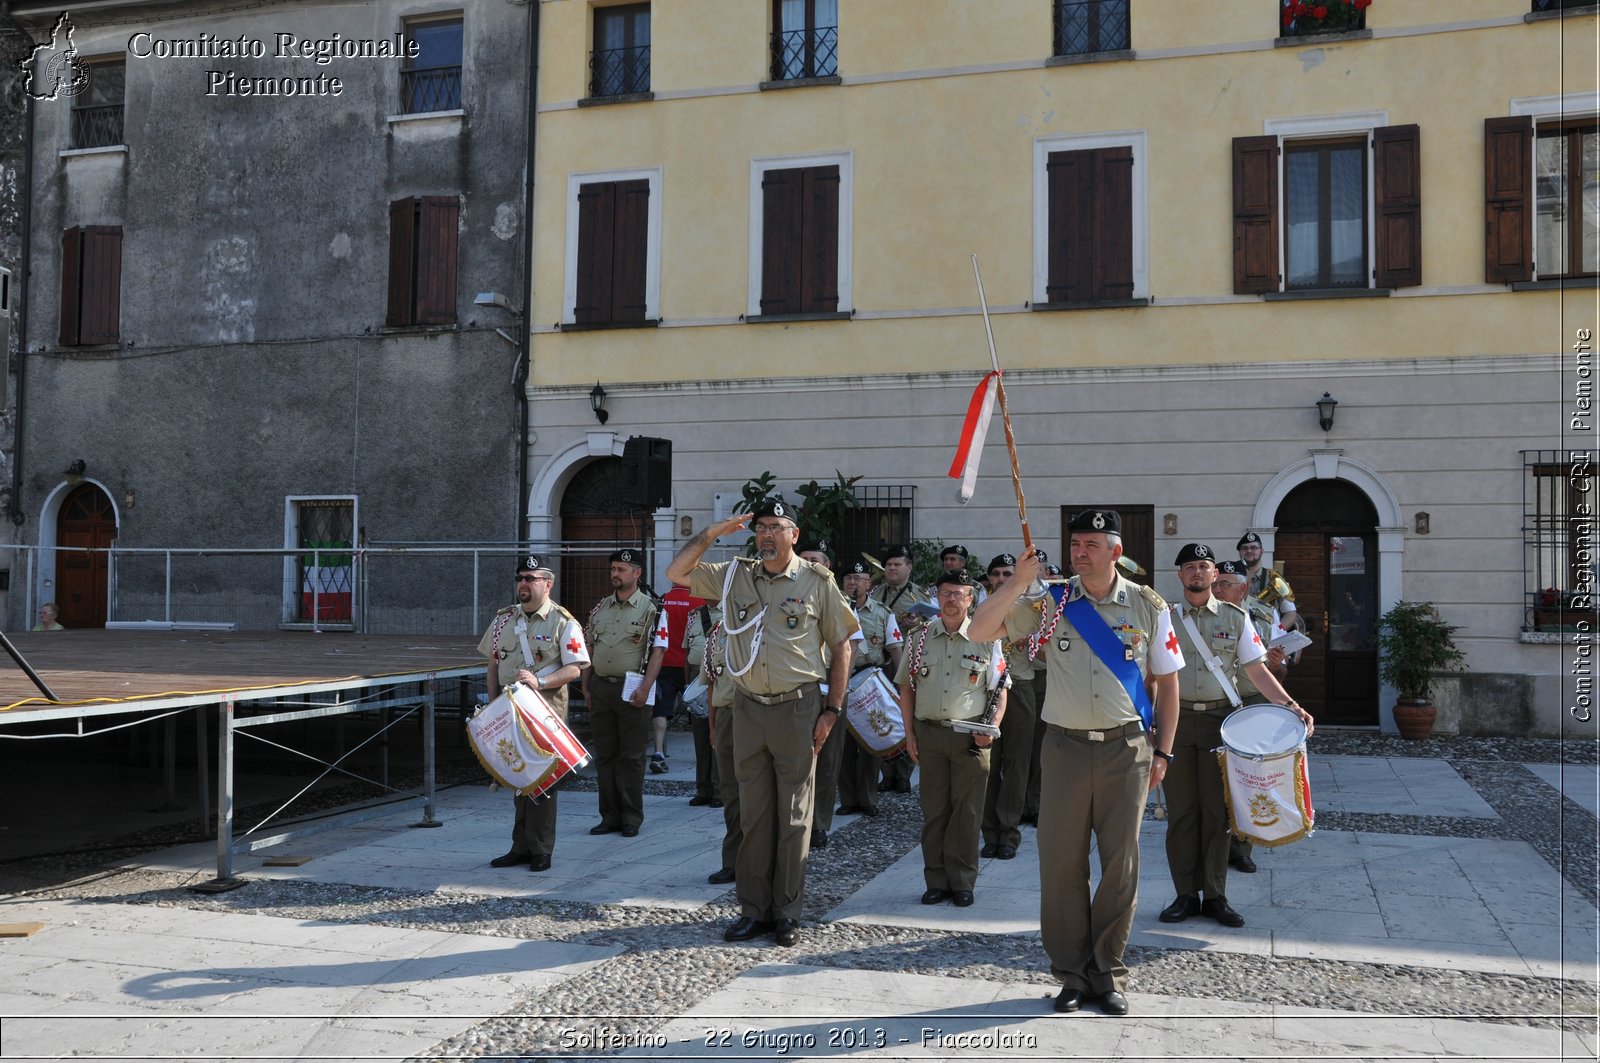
[718,560,766,679]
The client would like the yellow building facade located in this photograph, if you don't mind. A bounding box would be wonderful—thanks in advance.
[525,0,1596,736]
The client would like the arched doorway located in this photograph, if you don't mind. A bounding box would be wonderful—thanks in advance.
[1276,480,1379,726]
[56,483,116,628]
[559,458,654,611]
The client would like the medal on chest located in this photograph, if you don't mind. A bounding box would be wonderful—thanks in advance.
[919,665,930,678]
[787,614,798,630]
[1057,637,1071,652]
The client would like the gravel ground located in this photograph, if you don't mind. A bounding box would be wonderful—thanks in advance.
[7,734,1597,1059]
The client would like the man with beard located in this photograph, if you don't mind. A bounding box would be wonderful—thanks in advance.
[1237,532,1303,632]
[667,500,859,947]
[481,555,589,872]
[1157,544,1310,930]
[580,549,667,838]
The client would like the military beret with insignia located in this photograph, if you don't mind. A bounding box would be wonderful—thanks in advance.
[750,499,795,523]
[1174,543,1216,566]
[842,560,870,576]
[1033,548,1049,563]
[797,538,831,559]
[1045,564,1064,577]
[609,548,642,566]
[1238,531,1263,548]
[1067,509,1122,535]
[882,544,911,561]
[935,570,974,588]
[516,554,552,575]
[1216,559,1248,577]
[940,544,970,560]
[987,553,1017,573]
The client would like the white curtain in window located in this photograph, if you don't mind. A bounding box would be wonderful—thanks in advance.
[1535,134,1569,278]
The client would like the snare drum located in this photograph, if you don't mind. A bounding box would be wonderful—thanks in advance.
[1215,703,1314,847]
[468,682,592,798]
[843,668,907,759]
[682,677,710,719]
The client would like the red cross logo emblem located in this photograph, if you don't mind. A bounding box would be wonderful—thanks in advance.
[1251,631,1262,646]
[566,636,582,654]
[1165,630,1180,655]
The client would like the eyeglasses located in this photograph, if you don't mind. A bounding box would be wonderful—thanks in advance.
[751,523,794,535]
[516,574,546,583]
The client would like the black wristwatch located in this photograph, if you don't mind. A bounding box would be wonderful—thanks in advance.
[1153,749,1174,764]
[822,705,841,715]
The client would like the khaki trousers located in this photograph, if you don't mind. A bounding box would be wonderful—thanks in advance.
[588,675,648,830]
[507,697,568,858]
[1038,723,1152,996]
[731,685,819,922]
[837,733,880,813]
[1165,708,1231,899]
[712,703,741,870]
[982,678,1037,849]
[691,713,719,801]
[1024,672,1048,819]
[811,716,846,831]
[915,719,991,892]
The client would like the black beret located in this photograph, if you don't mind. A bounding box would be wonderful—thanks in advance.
[797,538,831,558]
[751,499,796,522]
[940,544,969,560]
[1174,543,1217,566]
[987,553,1017,573]
[842,560,870,576]
[516,554,550,575]
[935,570,974,588]
[1033,548,1049,563]
[1067,509,1122,535]
[1238,532,1263,548]
[1045,564,1064,577]
[609,548,642,566]
[882,544,911,561]
[1216,559,1248,577]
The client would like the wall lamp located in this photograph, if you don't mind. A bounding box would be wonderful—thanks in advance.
[1316,392,1339,433]
[63,459,86,486]
[590,382,609,425]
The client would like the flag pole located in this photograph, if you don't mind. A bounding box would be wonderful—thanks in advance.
[971,254,1032,553]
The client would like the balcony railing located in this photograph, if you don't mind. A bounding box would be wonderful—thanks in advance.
[589,44,651,97]
[1280,0,1367,37]
[71,104,123,149]
[770,24,837,81]
[400,65,462,113]
[1054,0,1130,56]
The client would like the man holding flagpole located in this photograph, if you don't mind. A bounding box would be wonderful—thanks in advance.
[969,511,1182,1017]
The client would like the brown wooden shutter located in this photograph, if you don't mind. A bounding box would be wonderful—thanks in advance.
[1373,124,1422,289]
[612,179,650,322]
[1232,135,1279,294]
[801,165,839,313]
[415,196,459,324]
[80,226,122,345]
[574,182,615,324]
[59,227,83,347]
[1046,150,1093,303]
[1484,115,1532,284]
[1092,146,1134,301]
[386,198,416,326]
[760,168,801,315]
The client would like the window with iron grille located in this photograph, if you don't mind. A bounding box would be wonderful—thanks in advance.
[771,0,837,81]
[836,486,915,569]
[401,16,462,113]
[289,498,357,625]
[71,58,124,149]
[1279,0,1368,38]
[58,225,121,347]
[1524,452,1598,631]
[591,4,650,98]
[387,196,459,326]
[1053,0,1129,57]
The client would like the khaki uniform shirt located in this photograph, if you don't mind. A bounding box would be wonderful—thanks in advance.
[477,599,590,712]
[703,620,735,710]
[851,598,902,672]
[585,589,666,678]
[895,617,1003,723]
[1004,574,1184,730]
[871,579,928,633]
[685,603,719,672]
[1236,599,1280,699]
[1171,596,1265,704]
[688,555,860,697]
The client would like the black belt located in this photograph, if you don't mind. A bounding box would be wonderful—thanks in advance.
[739,683,815,706]
[1047,720,1144,742]
[592,674,627,683]
[1186,699,1234,712]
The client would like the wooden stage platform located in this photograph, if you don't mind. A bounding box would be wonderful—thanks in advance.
[0,630,485,723]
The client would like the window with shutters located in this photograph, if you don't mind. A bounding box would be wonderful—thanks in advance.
[386,196,459,327]
[401,15,463,114]
[71,58,124,149]
[590,4,650,99]
[58,225,122,347]
[1232,115,1420,295]
[562,167,662,326]
[1486,103,1598,285]
[1032,131,1147,307]
[747,153,852,320]
[770,0,838,81]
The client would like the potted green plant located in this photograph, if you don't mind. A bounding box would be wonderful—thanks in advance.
[1375,600,1466,740]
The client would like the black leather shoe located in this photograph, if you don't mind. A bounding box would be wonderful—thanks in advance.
[1202,897,1245,927]
[996,844,1017,860]
[980,842,999,858]
[920,888,952,905]
[1053,986,1084,1013]
[723,917,775,942]
[1230,853,1257,874]
[1159,895,1201,923]
[620,824,640,838]
[877,780,893,792]
[707,867,736,885]
[1020,811,1039,826]
[952,890,975,907]
[589,823,619,835]
[837,804,862,815]
[860,805,879,817]
[894,779,912,793]
[774,918,800,947]
[529,854,551,872]
[1098,990,1129,1016]
[810,829,828,849]
[709,798,724,808]
[689,794,712,806]
[489,851,530,868]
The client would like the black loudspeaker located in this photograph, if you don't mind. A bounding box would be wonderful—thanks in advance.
[622,436,672,509]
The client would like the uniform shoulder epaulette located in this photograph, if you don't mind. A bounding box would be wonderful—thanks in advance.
[494,603,518,616]
[1246,598,1275,622]
[1137,583,1168,611]
[552,603,578,623]
[801,559,836,581]
[1218,599,1249,619]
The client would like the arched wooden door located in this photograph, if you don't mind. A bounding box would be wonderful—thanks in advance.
[57,484,116,628]
[559,458,653,613]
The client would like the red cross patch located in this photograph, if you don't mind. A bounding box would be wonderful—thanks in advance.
[566,636,583,654]
[1165,630,1180,654]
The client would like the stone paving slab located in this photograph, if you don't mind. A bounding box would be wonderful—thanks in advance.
[1308,755,1499,818]
[636,963,1581,1060]
[1525,762,1600,817]
[0,898,620,1062]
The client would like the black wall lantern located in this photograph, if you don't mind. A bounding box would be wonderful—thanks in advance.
[1315,392,1339,432]
[590,382,609,425]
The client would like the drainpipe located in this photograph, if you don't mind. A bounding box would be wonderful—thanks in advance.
[10,86,33,530]
[514,0,539,544]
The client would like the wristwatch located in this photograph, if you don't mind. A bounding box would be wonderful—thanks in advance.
[1153,749,1174,764]
[822,704,842,715]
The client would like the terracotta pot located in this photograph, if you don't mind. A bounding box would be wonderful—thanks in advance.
[1392,700,1436,741]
